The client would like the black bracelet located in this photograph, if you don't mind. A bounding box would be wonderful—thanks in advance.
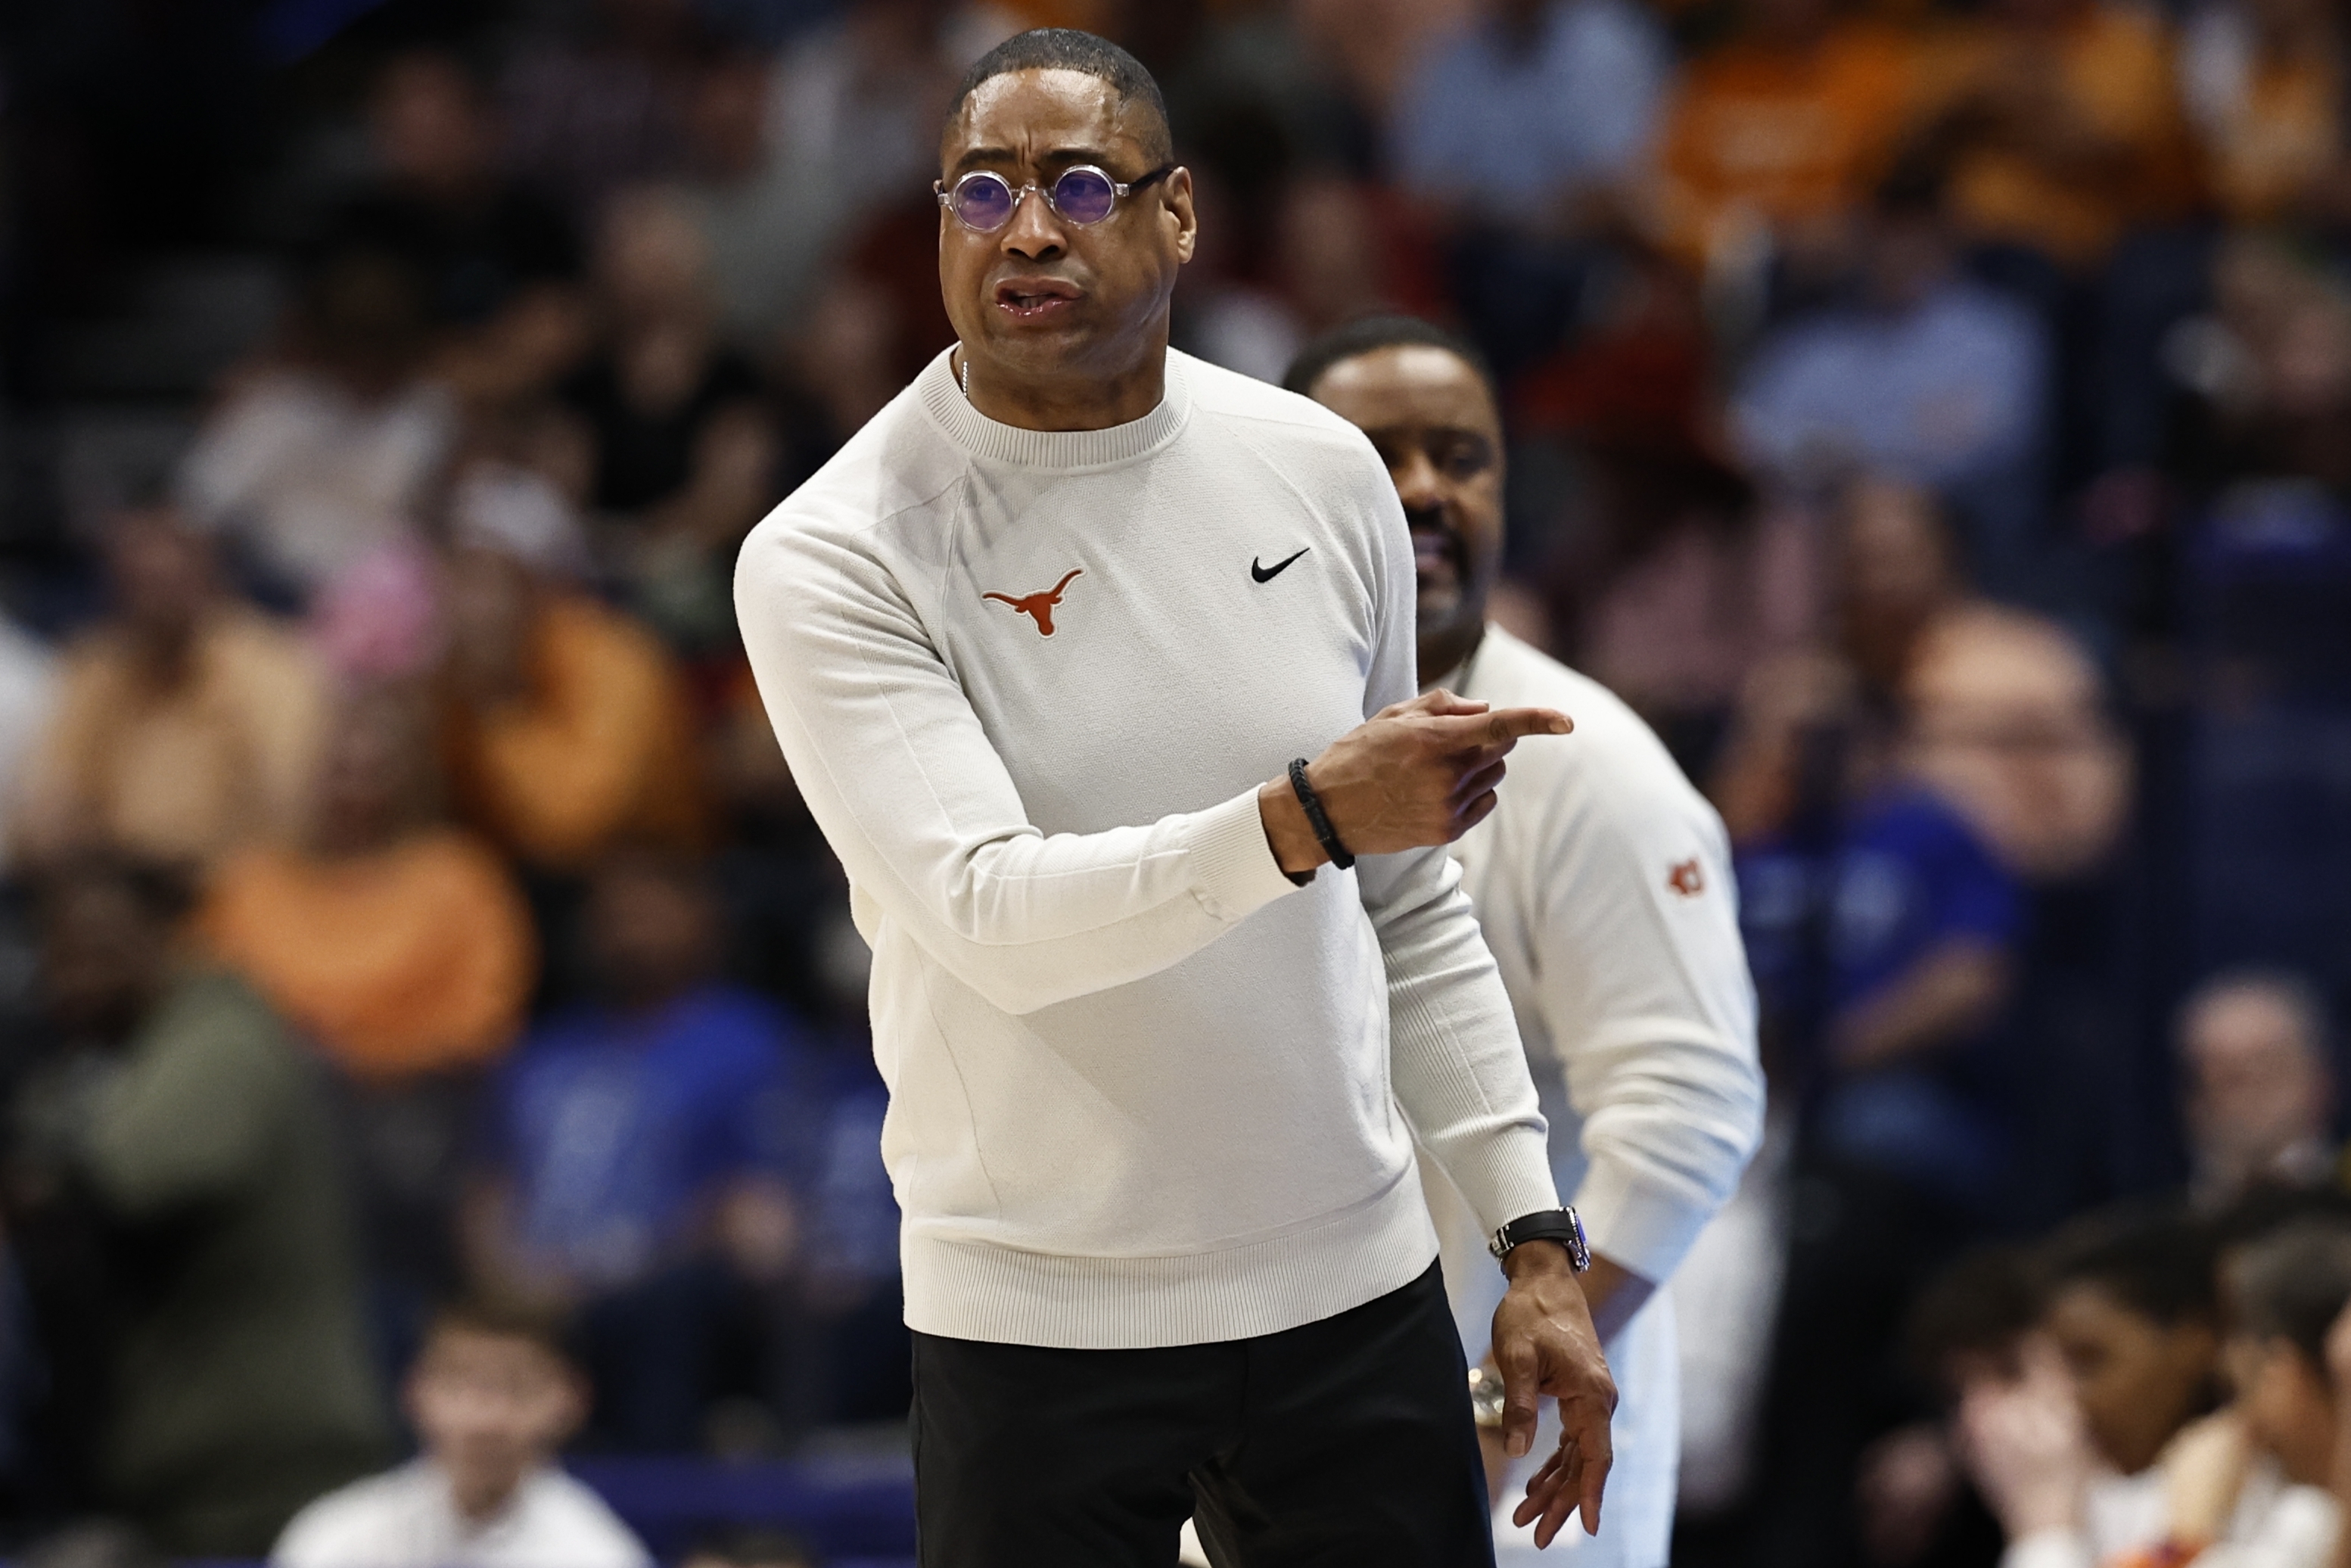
[1287,758,1355,872]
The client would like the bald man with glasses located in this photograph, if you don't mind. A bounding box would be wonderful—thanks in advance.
[736,26,1617,1568]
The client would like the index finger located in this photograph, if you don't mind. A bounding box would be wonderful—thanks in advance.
[1482,707,1572,745]
[1426,707,1574,752]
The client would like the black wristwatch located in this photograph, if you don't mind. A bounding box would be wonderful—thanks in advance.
[1489,1207,1591,1271]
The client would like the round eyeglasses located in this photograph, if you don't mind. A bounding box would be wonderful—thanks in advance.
[936,163,1176,233]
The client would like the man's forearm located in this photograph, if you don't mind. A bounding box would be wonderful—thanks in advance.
[741,529,1329,1016]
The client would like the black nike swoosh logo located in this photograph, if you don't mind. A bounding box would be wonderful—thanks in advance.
[1252,548,1309,583]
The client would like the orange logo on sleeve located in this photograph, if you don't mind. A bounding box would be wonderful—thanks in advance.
[983,568,1083,636]
[1668,859,1706,898]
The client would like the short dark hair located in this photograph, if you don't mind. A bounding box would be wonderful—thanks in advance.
[428,1293,580,1367]
[2225,1220,2351,1367]
[1906,1245,2041,1393]
[1281,315,1498,408]
[946,29,1171,166]
[2042,1206,2218,1327]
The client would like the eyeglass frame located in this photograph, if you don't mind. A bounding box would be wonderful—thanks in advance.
[934,162,1179,233]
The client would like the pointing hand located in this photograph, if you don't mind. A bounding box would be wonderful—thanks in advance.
[1260,689,1573,873]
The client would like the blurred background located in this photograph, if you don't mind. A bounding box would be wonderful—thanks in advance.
[0,0,2349,1562]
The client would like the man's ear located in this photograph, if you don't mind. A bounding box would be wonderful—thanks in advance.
[1167,166,1197,266]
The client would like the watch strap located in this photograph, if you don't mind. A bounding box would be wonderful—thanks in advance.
[1489,1206,1591,1271]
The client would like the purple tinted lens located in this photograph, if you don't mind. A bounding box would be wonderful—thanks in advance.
[1053,168,1118,224]
[954,173,1015,230]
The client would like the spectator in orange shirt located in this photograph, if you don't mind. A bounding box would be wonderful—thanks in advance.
[437,541,704,875]
[201,685,536,1082]
[202,683,540,1380]
[14,509,328,873]
[1656,0,1917,284]
[1912,0,2195,272]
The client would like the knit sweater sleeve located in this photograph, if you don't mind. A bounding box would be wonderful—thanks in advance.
[734,500,1305,1019]
[1348,485,1559,1237]
[1525,728,1765,1285]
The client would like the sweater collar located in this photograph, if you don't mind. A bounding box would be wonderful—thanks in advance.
[918,346,1191,470]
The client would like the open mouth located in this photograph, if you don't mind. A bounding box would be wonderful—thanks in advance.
[994,278,1081,320]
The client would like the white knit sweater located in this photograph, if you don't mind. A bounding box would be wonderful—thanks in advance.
[1441,630,1764,1288]
[734,348,1557,1349]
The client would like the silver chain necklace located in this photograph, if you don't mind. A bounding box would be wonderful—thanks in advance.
[960,353,972,400]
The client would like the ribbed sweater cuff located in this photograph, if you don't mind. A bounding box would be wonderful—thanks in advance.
[1443,1122,1560,1240]
[1186,786,1305,923]
[1571,1156,1717,1284]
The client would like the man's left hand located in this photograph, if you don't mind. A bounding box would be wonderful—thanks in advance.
[1491,1240,1617,1546]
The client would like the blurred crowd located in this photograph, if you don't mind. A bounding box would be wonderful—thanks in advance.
[0,0,2347,1559]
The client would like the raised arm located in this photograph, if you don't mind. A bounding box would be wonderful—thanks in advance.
[737,520,1296,1016]
[734,516,1567,1018]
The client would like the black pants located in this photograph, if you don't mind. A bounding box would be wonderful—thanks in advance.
[912,1261,1493,1568]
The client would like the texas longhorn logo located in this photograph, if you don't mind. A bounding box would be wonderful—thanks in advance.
[984,568,1083,636]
